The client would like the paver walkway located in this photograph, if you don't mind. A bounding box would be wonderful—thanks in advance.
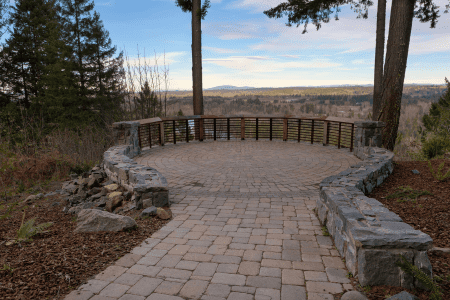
[66,140,361,300]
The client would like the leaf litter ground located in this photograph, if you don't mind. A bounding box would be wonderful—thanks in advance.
[0,180,169,300]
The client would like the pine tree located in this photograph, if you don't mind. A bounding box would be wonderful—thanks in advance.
[263,0,449,150]
[57,0,97,114]
[175,0,210,115]
[136,80,158,119]
[421,77,450,137]
[0,0,75,113]
[88,11,126,126]
[0,0,10,39]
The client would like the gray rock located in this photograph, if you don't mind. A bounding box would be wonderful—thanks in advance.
[341,291,368,300]
[140,206,157,218]
[70,173,78,180]
[51,202,60,206]
[74,209,137,233]
[93,197,107,208]
[68,206,82,215]
[411,170,420,175]
[87,178,99,189]
[45,192,57,197]
[386,291,418,300]
[357,249,415,288]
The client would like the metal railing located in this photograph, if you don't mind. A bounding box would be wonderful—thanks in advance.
[137,115,355,152]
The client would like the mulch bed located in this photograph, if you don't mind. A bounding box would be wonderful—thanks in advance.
[0,180,170,300]
[360,158,450,300]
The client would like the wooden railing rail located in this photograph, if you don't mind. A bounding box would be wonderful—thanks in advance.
[136,115,355,152]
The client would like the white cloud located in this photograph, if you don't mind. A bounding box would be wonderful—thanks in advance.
[203,46,240,53]
[122,51,186,68]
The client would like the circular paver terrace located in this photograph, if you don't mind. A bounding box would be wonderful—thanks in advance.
[68,140,362,300]
[135,140,360,202]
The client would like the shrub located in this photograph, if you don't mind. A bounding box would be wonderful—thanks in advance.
[421,134,450,159]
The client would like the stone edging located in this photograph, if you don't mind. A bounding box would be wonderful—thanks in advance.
[103,121,169,208]
[317,121,433,288]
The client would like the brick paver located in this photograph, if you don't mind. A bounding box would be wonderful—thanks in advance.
[66,140,360,300]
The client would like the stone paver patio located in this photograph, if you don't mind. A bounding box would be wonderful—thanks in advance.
[66,140,361,300]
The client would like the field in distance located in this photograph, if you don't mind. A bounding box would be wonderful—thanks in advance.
[167,84,447,98]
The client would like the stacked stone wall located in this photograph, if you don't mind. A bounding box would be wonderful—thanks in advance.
[103,121,169,208]
[317,121,433,288]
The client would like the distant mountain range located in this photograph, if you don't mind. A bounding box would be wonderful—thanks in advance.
[170,83,442,92]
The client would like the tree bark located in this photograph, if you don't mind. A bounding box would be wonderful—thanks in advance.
[372,0,387,121]
[192,0,204,115]
[379,0,416,151]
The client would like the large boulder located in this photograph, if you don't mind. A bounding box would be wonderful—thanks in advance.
[74,209,137,233]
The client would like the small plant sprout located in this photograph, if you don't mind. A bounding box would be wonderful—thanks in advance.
[6,211,53,245]
[428,160,450,181]
[321,226,330,236]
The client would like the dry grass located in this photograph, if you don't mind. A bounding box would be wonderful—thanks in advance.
[0,113,116,198]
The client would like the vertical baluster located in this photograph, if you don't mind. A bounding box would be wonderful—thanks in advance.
[311,119,314,144]
[256,118,259,140]
[241,118,245,140]
[350,123,354,152]
[338,122,342,149]
[214,118,216,140]
[148,124,152,148]
[327,121,330,145]
[138,125,142,149]
[283,118,288,141]
[298,119,301,142]
[186,120,189,143]
[270,118,272,141]
[227,118,230,140]
[173,120,176,144]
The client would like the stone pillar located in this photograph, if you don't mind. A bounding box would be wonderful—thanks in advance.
[354,121,385,160]
[112,121,141,158]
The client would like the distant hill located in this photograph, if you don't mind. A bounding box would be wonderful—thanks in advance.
[205,85,256,90]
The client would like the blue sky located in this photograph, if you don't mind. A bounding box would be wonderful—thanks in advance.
[3,0,450,91]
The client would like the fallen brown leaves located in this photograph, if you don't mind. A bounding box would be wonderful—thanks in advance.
[0,185,169,300]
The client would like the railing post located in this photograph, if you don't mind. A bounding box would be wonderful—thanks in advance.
[322,121,328,146]
[227,118,230,140]
[241,117,245,140]
[350,123,355,152]
[338,122,342,149]
[199,118,204,141]
[270,118,273,141]
[148,124,152,148]
[298,119,301,142]
[311,119,314,144]
[256,118,259,140]
[213,118,216,141]
[186,120,189,143]
[138,126,142,149]
[283,118,288,141]
[173,120,176,144]
[159,122,165,146]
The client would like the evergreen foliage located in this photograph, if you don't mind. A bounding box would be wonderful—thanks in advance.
[421,77,450,138]
[0,0,10,38]
[175,0,211,20]
[396,254,443,300]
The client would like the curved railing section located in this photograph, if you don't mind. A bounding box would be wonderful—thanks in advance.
[136,115,355,152]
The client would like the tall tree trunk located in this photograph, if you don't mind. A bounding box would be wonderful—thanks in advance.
[192,0,204,115]
[372,0,387,121]
[379,0,415,151]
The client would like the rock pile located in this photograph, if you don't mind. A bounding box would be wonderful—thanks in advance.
[54,164,170,220]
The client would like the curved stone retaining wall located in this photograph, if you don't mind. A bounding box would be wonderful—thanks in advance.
[103,121,169,208]
[317,121,433,288]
